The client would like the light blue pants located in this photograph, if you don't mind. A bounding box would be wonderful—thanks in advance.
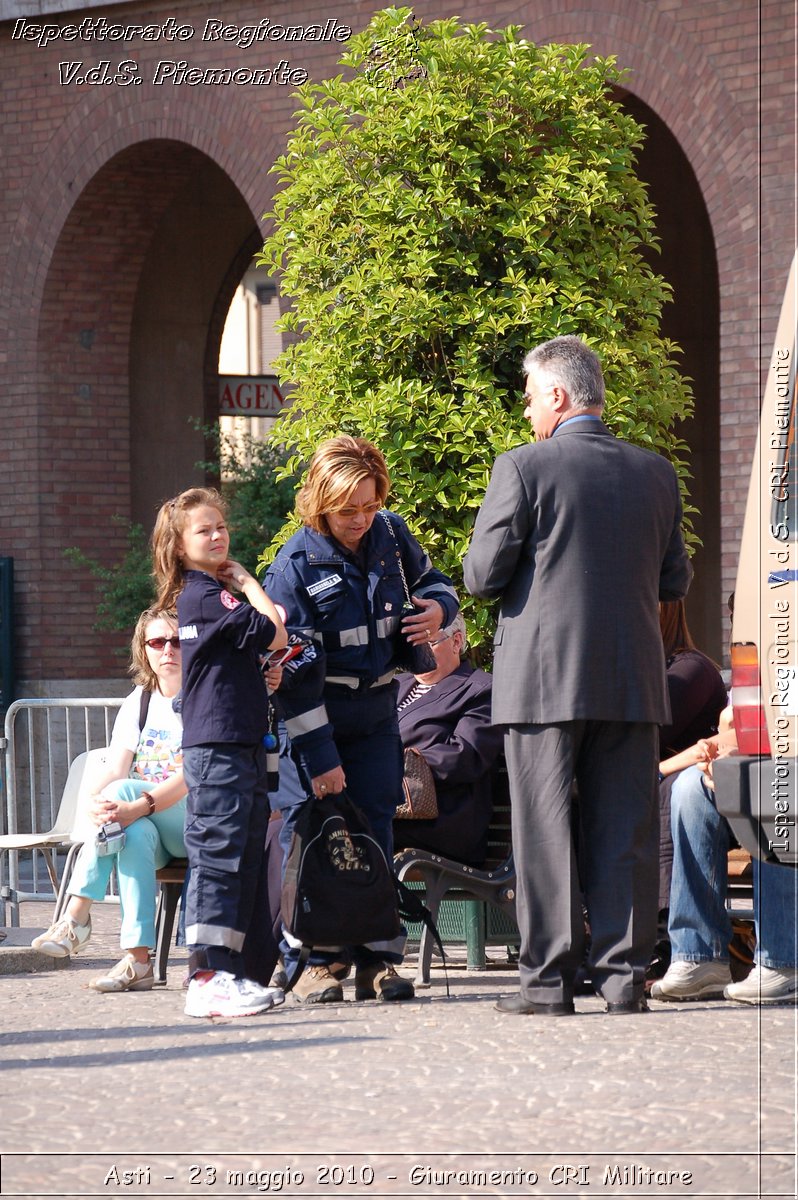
[668,765,797,969]
[69,779,187,950]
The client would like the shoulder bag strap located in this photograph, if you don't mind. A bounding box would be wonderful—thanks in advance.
[380,511,412,605]
[138,687,152,732]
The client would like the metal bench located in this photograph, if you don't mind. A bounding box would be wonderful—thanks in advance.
[394,767,754,989]
[394,766,517,987]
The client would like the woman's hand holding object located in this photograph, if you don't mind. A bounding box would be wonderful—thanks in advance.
[402,597,444,645]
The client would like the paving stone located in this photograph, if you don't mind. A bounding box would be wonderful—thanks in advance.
[1,905,795,1199]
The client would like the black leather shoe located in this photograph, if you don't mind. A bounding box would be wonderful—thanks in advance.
[495,994,575,1016]
[605,997,649,1014]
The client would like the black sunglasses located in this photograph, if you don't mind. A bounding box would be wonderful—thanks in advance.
[145,636,180,651]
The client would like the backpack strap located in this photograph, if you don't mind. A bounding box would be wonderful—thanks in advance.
[139,688,152,732]
[394,877,450,997]
[282,945,311,995]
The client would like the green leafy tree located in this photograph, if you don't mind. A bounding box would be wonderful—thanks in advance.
[259,8,694,652]
[64,518,155,634]
[66,430,298,633]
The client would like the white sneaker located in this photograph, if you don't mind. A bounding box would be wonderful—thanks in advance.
[236,979,286,1008]
[31,916,91,958]
[650,959,731,1001]
[724,965,798,1005]
[89,954,154,993]
[184,971,280,1018]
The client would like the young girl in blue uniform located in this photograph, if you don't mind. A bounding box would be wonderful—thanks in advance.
[153,486,287,1018]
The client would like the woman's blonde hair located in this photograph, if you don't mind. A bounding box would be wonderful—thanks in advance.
[130,606,178,692]
[296,436,390,535]
[152,486,227,609]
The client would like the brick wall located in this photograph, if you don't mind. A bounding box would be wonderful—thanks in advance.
[0,0,794,688]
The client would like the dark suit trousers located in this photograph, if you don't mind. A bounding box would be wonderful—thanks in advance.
[505,720,659,1005]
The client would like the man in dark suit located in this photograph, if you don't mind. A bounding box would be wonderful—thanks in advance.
[393,614,504,865]
[464,335,692,1015]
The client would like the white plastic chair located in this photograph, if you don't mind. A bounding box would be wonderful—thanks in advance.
[0,747,108,925]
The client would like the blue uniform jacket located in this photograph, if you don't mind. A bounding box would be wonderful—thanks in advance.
[177,570,277,748]
[264,511,459,778]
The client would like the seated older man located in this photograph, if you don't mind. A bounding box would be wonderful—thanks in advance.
[393,614,504,866]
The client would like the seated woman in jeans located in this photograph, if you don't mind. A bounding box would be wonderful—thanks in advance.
[651,711,797,1004]
[32,607,186,992]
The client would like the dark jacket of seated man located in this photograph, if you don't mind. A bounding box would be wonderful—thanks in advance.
[393,615,504,866]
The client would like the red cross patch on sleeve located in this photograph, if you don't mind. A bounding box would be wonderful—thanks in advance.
[220,589,241,610]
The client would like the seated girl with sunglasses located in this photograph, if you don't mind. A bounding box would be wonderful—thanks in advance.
[32,607,187,992]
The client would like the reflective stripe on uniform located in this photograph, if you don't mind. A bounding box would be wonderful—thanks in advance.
[285,705,330,736]
[325,670,396,690]
[339,624,370,647]
[185,923,245,952]
[414,581,458,602]
[362,931,407,958]
[376,615,401,638]
[283,928,346,952]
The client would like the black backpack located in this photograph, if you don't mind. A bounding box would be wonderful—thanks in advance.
[281,789,447,993]
[282,790,400,952]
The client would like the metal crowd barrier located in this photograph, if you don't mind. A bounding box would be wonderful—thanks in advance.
[1,697,123,925]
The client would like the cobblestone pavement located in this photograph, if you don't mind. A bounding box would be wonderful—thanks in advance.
[1,906,795,1199]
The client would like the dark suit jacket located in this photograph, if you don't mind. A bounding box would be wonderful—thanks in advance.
[393,663,504,865]
[464,419,692,726]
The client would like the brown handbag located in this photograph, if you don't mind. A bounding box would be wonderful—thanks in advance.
[396,747,438,819]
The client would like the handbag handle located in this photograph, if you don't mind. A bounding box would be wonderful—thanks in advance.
[380,511,413,605]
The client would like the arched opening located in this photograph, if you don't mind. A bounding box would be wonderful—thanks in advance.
[128,145,262,528]
[618,92,723,659]
[35,141,263,680]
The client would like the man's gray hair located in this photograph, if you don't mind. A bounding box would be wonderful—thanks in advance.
[522,335,605,412]
[445,612,468,651]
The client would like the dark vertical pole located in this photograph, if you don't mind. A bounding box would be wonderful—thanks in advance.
[0,558,15,715]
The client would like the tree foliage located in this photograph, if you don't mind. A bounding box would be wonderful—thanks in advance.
[66,430,298,634]
[64,518,155,634]
[259,8,694,650]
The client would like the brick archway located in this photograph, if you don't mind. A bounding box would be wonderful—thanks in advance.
[618,91,721,657]
[6,88,281,686]
[2,0,787,692]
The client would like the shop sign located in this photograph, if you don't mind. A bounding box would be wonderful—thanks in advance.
[219,375,285,416]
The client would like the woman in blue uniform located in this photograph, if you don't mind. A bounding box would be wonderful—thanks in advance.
[265,435,459,1004]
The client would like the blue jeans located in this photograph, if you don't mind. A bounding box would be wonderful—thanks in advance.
[668,765,796,968]
[754,858,797,969]
[69,779,186,949]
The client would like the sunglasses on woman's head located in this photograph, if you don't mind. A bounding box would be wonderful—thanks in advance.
[145,637,180,651]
